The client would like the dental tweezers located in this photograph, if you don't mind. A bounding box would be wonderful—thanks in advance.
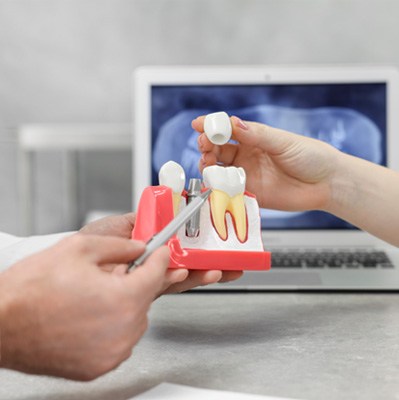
[127,188,211,271]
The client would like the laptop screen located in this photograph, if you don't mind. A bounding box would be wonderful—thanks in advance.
[149,82,387,230]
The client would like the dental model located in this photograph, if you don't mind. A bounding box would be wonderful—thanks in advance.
[203,166,247,242]
[204,111,232,145]
[132,160,270,271]
[158,160,185,215]
[178,164,263,252]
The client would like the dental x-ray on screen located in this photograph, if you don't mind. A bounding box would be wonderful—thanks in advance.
[150,83,386,230]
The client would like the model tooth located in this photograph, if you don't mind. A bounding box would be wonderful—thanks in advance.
[158,161,185,215]
[203,165,247,242]
[227,194,247,242]
[209,189,230,240]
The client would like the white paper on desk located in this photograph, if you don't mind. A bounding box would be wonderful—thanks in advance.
[133,382,300,400]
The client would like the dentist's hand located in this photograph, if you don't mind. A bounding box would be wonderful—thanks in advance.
[193,115,399,247]
[193,115,340,212]
[80,213,243,292]
[0,234,169,381]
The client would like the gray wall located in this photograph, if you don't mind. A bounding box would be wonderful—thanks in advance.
[0,0,396,234]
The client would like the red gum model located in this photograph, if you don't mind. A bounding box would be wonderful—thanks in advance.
[132,185,271,271]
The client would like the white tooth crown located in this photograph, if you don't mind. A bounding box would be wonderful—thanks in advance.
[158,161,185,215]
[204,111,232,145]
[203,165,246,197]
[159,161,185,193]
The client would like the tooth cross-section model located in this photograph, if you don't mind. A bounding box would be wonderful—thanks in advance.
[203,165,247,242]
[158,160,185,215]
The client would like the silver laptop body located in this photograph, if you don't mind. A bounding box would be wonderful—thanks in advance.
[133,65,399,290]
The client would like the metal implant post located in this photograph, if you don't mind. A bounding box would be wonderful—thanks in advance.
[186,178,202,237]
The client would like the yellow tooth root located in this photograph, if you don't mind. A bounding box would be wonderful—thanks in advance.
[172,193,182,216]
[227,194,247,242]
[209,190,230,240]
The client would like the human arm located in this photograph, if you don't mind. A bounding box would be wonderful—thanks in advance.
[0,234,169,380]
[193,115,399,247]
[80,213,243,292]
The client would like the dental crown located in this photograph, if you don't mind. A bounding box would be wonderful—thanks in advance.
[158,160,186,215]
[203,166,246,197]
[204,111,232,145]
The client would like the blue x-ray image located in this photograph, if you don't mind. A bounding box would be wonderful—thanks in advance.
[151,83,387,229]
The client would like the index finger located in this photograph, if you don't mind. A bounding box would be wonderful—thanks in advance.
[191,115,206,133]
[65,234,146,265]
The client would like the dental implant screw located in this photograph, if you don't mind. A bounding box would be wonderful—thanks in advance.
[186,178,202,237]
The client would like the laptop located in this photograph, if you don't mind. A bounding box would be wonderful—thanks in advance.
[133,65,399,290]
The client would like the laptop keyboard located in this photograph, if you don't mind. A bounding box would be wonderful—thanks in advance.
[270,250,394,269]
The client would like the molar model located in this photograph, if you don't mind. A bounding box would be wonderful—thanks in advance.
[203,165,247,243]
[131,161,271,271]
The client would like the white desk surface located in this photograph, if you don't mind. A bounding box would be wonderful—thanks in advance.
[1,293,398,400]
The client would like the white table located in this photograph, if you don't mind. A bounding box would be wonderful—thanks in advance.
[17,124,131,234]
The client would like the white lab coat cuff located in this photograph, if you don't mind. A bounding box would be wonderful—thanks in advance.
[0,231,76,272]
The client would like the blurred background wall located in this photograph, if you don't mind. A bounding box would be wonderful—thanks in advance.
[0,0,397,235]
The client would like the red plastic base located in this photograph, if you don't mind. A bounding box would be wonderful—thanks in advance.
[132,186,271,271]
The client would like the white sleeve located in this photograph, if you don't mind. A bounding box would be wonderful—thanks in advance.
[0,231,76,272]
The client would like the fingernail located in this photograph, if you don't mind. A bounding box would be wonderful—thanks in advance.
[234,116,249,130]
[200,153,206,163]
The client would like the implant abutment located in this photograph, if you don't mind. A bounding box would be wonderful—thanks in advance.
[185,178,202,237]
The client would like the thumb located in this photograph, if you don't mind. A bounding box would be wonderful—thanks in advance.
[230,115,300,155]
